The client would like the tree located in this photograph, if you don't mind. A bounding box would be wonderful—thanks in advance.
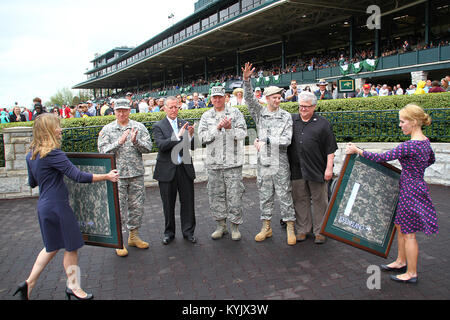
[47,87,74,107]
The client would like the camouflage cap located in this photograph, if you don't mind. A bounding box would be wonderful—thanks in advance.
[211,86,225,97]
[114,98,130,110]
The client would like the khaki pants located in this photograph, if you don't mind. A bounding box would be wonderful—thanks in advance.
[291,179,328,236]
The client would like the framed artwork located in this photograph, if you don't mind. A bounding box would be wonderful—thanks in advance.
[337,76,355,93]
[321,154,401,258]
[65,152,123,249]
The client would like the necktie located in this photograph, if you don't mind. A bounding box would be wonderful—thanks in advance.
[171,119,182,164]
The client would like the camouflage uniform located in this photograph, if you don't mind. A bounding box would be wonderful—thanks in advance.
[98,119,152,230]
[243,80,295,222]
[198,106,247,224]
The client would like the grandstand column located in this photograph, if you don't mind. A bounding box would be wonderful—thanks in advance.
[149,76,153,91]
[181,64,185,86]
[349,17,354,60]
[424,0,430,46]
[281,37,286,70]
[204,57,208,82]
[236,49,241,76]
[374,28,380,58]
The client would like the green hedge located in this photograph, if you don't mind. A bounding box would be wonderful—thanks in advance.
[1,92,449,132]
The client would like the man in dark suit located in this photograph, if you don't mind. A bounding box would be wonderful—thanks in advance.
[153,96,197,244]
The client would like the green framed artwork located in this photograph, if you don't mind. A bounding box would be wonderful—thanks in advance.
[321,154,401,258]
[338,77,355,93]
[65,153,123,249]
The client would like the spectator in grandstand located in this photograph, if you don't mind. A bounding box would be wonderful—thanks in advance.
[303,86,311,93]
[1,110,10,123]
[138,99,149,113]
[423,80,432,93]
[370,85,378,96]
[357,84,373,98]
[87,101,96,116]
[415,81,426,95]
[378,84,390,96]
[403,40,412,52]
[188,92,206,109]
[230,88,246,106]
[441,78,450,92]
[100,101,109,116]
[104,101,114,116]
[156,98,165,112]
[254,87,267,104]
[79,104,94,117]
[396,84,404,95]
[22,107,32,121]
[51,108,61,118]
[9,106,27,122]
[32,103,47,120]
[284,80,301,102]
[176,94,188,110]
[225,92,232,108]
[67,106,76,118]
[314,79,333,100]
[406,84,417,95]
[428,80,445,93]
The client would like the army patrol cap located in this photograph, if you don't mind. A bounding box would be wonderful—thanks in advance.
[263,86,283,97]
[211,86,225,97]
[114,98,131,110]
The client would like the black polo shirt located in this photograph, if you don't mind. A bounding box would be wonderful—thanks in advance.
[287,112,338,182]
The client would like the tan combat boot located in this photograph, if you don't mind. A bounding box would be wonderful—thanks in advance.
[286,221,297,246]
[115,246,128,257]
[255,220,272,242]
[211,219,228,240]
[128,229,149,249]
[230,223,241,241]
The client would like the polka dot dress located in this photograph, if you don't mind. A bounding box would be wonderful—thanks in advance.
[362,139,438,235]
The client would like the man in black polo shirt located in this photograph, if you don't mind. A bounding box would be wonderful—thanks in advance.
[287,91,337,244]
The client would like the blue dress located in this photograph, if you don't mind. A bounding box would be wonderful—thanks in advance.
[26,149,93,252]
[362,139,438,235]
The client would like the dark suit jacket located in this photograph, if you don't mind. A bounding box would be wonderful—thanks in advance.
[153,117,195,182]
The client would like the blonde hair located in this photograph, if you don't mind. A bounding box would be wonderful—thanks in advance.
[29,113,61,160]
[399,103,432,127]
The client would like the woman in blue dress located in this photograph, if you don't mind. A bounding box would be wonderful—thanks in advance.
[346,104,438,284]
[13,113,119,300]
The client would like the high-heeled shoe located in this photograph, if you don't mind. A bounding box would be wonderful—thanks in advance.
[12,281,29,300]
[65,287,94,300]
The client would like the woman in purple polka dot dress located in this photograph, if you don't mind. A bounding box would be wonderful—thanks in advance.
[346,104,438,284]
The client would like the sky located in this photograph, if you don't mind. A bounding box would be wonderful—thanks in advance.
[0,0,196,108]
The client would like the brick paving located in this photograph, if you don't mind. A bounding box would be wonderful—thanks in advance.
[0,178,448,300]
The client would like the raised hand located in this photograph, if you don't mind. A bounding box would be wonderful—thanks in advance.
[241,62,255,81]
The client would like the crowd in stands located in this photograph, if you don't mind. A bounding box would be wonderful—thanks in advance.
[1,38,448,123]
[1,74,448,124]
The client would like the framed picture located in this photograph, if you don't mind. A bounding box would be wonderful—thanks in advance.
[337,76,355,93]
[65,152,123,249]
[321,154,401,258]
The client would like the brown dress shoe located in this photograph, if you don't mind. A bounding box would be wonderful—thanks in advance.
[296,233,307,242]
[314,234,326,244]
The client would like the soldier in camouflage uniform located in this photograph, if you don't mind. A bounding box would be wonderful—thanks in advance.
[198,86,247,241]
[242,62,296,246]
[98,98,153,256]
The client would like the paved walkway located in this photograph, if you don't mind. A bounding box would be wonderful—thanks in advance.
[0,179,448,300]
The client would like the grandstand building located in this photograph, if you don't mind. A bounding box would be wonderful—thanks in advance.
[73,0,450,99]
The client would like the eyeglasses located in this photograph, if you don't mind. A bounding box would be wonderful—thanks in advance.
[299,104,314,108]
